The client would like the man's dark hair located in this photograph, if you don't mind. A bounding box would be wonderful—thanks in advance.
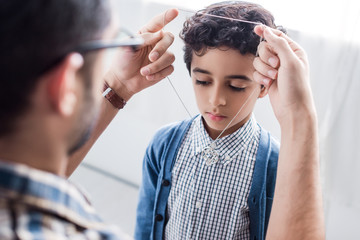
[0,0,111,137]
[180,1,285,73]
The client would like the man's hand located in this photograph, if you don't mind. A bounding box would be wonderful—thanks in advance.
[66,9,178,177]
[253,26,316,125]
[253,26,325,240]
[105,9,179,101]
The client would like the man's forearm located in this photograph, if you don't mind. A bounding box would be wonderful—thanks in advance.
[266,110,325,240]
[66,73,135,177]
[66,98,119,177]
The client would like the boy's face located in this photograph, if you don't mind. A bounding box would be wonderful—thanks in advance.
[191,47,267,139]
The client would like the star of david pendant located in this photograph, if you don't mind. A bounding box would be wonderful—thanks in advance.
[202,142,219,166]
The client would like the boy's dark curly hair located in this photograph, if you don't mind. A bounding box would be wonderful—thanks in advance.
[180,1,285,73]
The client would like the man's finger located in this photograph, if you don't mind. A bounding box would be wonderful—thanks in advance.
[254,25,293,47]
[253,57,278,80]
[140,30,164,47]
[257,41,280,68]
[254,25,265,38]
[253,70,273,88]
[261,27,298,63]
[255,26,306,61]
[141,51,175,77]
[139,8,179,34]
[145,65,175,82]
[148,31,175,62]
[266,27,306,57]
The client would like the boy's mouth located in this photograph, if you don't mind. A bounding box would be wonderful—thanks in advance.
[206,112,227,122]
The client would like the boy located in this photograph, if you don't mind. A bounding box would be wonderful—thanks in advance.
[135,2,282,239]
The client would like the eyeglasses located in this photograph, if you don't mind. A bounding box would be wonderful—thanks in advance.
[73,28,144,53]
[39,28,143,76]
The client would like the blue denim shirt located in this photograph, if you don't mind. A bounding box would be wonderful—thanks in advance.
[135,117,279,240]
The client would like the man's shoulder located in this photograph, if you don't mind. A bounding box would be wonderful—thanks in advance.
[0,200,76,239]
[0,198,126,240]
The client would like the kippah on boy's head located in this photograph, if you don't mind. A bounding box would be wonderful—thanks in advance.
[180,1,282,72]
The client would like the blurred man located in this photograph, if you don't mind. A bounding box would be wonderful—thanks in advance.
[0,0,177,238]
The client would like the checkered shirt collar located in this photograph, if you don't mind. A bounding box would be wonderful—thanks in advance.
[191,114,257,164]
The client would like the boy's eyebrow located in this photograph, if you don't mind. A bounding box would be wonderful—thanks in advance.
[193,68,252,81]
[226,75,252,81]
[192,67,211,75]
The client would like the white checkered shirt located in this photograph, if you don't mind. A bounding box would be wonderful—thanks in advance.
[164,115,260,240]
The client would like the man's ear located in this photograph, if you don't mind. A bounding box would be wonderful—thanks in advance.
[258,84,269,99]
[47,53,84,116]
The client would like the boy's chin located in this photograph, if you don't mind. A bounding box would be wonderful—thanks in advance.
[202,115,247,137]
[205,121,226,131]
[202,117,229,134]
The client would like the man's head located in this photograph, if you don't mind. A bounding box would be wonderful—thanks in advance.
[180,1,282,138]
[0,0,114,159]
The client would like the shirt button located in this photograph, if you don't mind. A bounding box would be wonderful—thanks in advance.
[162,179,170,186]
[155,214,163,221]
[225,154,230,161]
[196,201,202,209]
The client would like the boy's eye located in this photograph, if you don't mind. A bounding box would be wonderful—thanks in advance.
[229,85,246,92]
[195,79,210,86]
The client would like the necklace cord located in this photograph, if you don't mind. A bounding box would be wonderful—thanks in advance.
[214,87,258,141]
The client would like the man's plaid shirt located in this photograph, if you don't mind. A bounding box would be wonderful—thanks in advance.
[0,160,130,240]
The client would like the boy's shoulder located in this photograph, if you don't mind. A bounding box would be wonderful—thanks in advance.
[256,123,280,163]
[257,123,280,148]
[151,118,194,143]
[144,118,194,168]
[146,118,194,154]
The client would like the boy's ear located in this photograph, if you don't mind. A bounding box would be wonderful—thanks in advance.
[47,53,84,116]
[258,84,268,99]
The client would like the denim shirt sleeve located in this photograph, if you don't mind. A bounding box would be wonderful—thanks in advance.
[134,124,172,240]
[248,125,280,240]
[134,142,161,240]
[134,119,193,240]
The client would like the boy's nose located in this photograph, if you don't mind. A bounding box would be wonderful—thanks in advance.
[209,87,226,107]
